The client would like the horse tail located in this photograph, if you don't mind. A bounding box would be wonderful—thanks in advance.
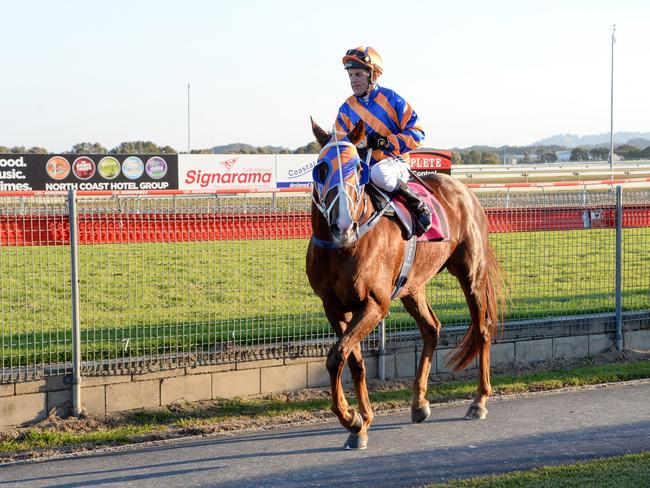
[447,244,507,372]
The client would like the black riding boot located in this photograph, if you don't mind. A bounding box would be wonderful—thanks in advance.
[393,181,432,236]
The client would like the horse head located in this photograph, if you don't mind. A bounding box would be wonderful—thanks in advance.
[310,118,369,247]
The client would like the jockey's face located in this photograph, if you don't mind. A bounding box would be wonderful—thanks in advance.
[348,68,370,97]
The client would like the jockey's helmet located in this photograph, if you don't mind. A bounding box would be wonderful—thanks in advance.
[342,46,384,84]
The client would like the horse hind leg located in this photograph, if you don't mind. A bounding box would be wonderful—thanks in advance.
[446,250,494,420]
[464,319,492,421]
[401,289,441,424]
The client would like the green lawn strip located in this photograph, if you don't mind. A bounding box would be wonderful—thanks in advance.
[432,451,650,487]
[0,425,157,453]
[1,359,648,456]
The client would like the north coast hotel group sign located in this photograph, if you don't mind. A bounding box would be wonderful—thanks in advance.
[0,152,451,192]
[0,154,177,192]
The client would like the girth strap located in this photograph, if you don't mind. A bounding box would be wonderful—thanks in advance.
[390,234,417,300]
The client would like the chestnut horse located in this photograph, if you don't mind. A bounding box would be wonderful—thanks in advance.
[306,119,505,449]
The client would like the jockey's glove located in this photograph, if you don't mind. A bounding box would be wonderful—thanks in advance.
[367,132,389,150]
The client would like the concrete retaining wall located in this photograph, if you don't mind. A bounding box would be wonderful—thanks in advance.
[1,328,649,427]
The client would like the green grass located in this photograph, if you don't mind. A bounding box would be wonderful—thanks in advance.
[1,359,649,457]
[1,426,154,452]
[1,227,649,366]
[433,452,650,487]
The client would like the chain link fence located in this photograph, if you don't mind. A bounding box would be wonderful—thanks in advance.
[1,188,649,382]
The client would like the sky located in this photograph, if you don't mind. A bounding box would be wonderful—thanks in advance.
[2,0,649,152]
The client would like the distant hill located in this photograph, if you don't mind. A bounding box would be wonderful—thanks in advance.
[210,142,289,153]
[205,131,650,156]
[626,137,650,148]
[531,132,650,148]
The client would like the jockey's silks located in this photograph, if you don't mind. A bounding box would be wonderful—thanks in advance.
[335,84,425,165]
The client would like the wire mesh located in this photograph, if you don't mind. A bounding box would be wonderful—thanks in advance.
[1,188,649,382]
[385,190,626,342]
[0,196,72,381]
[74,194,326,375]
[621,190,650,336]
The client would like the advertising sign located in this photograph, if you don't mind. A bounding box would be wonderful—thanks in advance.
[0,154,178,191]
[275,154,317,189]
[0,151,453,193]
[409,151,453,175]
[275,151,453,188]
[178,154,276,191]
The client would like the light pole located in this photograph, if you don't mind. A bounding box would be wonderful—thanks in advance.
[608,25,616,177]
[187,82,191,153]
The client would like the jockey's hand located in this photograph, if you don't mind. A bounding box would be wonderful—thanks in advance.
[367,132,389,150]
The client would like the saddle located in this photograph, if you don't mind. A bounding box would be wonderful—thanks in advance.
[367,182,450,242]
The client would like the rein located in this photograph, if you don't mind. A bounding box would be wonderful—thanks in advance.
[311,193,393,249]
[311,143,382,249]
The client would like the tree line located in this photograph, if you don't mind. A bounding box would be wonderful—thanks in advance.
[2,141,649,164]
[570,145,650,161]
[453,144,650,164]
[0,140,320,155]
[0,141,176,155]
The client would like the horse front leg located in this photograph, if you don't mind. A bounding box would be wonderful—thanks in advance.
[347,344,374,438]
[326,299,384,450]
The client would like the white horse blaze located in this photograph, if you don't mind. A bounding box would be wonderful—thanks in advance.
[335,184,355,237]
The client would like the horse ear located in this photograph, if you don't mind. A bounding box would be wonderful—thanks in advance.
[311,117,331,148]
[347,120,366,146]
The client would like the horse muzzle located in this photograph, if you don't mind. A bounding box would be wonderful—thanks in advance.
[330,221,358,247]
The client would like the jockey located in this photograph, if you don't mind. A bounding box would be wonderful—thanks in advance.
[336,46,432,235]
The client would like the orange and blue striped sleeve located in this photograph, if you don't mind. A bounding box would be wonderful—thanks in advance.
[335,98,355,134]
[335,88,425,162]
[388,92,424,156]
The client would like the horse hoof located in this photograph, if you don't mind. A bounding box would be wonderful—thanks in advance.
[345,410,363,434]
[464,404,488,420]
[343,433,368,450]
[411,403,431,423]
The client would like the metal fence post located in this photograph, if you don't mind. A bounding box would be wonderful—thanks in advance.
[68,190,82,415]
[377,320,386,381]
[615,185,623,352]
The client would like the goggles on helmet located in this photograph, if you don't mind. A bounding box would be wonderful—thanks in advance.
[345,48,371,64]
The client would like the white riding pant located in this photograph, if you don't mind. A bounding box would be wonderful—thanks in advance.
[370,157,409,192]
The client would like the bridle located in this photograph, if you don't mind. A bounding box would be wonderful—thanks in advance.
[312,139,364,216]
[311,135,391,249]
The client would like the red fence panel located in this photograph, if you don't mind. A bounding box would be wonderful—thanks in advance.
[2,205,650,246]
[0,212,313,246]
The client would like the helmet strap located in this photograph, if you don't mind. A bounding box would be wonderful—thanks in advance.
[361,70,374,97]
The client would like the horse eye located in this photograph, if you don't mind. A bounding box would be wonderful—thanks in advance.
[317,162,329,182]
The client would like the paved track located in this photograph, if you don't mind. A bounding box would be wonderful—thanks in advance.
[2,381,650,487]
